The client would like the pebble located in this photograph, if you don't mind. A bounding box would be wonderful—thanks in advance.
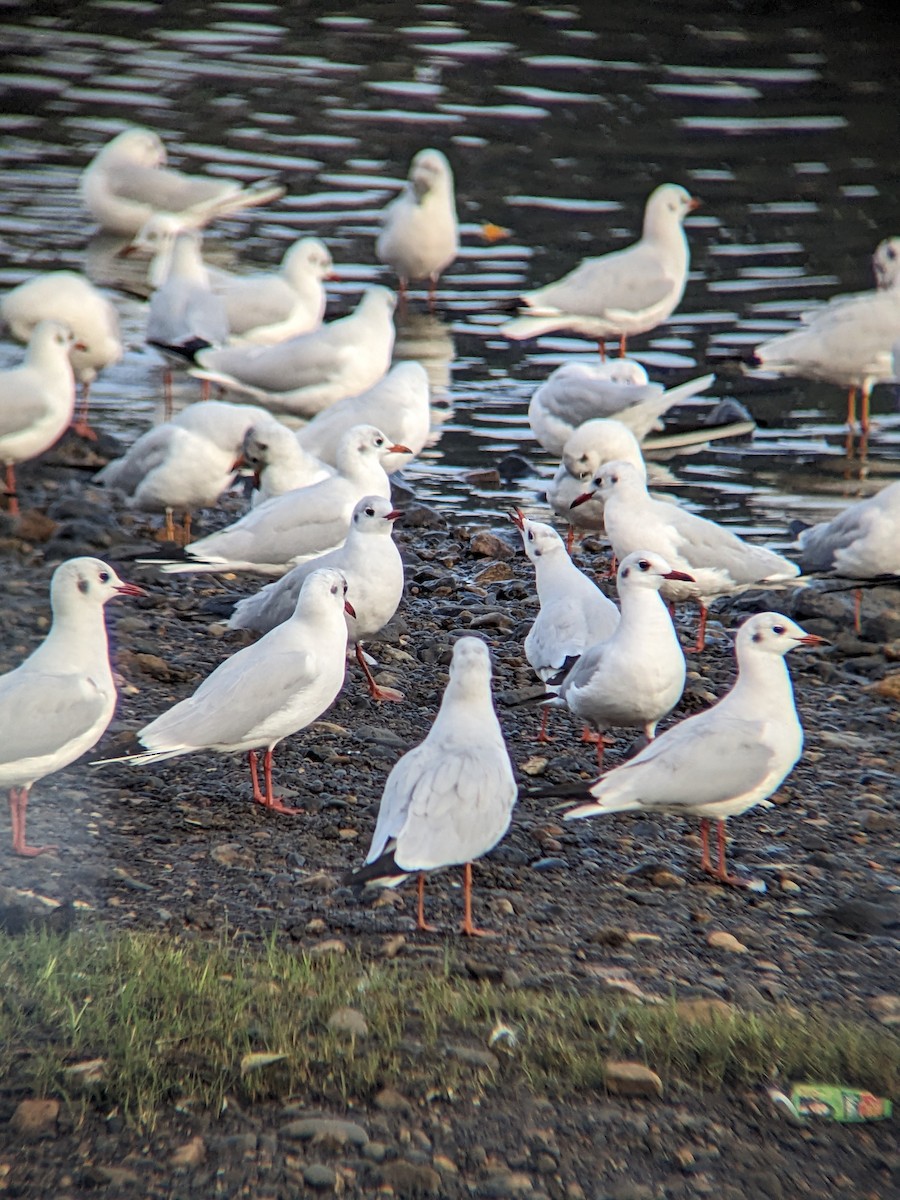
[869,993,900,1026]
[603,1061,664,1098]
[675,998,736,1023]
[303,1163,337,1189]
[170,1136,206,1167]
[9,1098,59,1137]
[280,1117,369,1147]
[442,1043,500,1070]
[469,531,515,560]
[374,1086,412,1113]
[309,938,348,956]
[477,1170,535,1196]
[379,1160,442,1194]
[326,1006,369,1038]
[706,930,749,953]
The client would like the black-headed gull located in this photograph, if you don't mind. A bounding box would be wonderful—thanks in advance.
[1,271,122,438]
[573,460,801,650]
[191,286,397,417]
[98,568,353,813]
[229,495,404,700]
[563,612,825,886]
[79,126,284,237]
[376,149,459,309]
[345,637,516,936]
[93,399,271,541]
[750,245,900,431]
[545,417,646,547]
[240,418,332,506]
[0,320,77,516]
[153,424,409,574]
[295,361,431,474]
[793,480,900,630]
[529,359,714,454]
[552,551,691,769]
[501,183,699,356]
[0,558,144,856]
[511,509,619,739]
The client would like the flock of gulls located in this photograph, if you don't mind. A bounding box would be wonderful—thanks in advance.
[1,126,899,933]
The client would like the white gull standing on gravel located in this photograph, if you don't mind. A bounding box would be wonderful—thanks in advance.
[0,320,77,516]
[1,272,122,437]
[295,361,431,474]
[529,359,715,455]
[511,509,620,739]
[553,551,692,769]
[572,460,801,650]
[376,148,459,308]
[344,637,516,936]
[0,558,144,856]
[79,126,284,237]
[229,495,404,700]
[563,612,825,886]
[97,568,353,813]
[501,183,699,355]
[190,286,396,418]
[151,424,409,574]
[93,400,277,540]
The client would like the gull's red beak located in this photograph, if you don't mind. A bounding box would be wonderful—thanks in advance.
[386,509,403,521]
[231,454,246,471]
[115,581,147,597]
[509,507,525,531]
[569,491,595,509]
[117,242,138,258]
[663,569,695,583]
[387,443,412,455]
[344,599,357,618]
[798,633,828,646]
[687,196,701,212]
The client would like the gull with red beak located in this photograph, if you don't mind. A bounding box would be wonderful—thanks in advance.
[550,551,693,770]
[563,613,827,887]
[501,183,699,357]
[0,558,145,857]
[229,496,405,702]
[96,568,354,814]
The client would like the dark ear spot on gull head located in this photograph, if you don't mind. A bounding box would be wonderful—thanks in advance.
[78,578,90,595]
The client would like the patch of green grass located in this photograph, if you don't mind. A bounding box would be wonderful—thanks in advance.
[0,929,896,1127]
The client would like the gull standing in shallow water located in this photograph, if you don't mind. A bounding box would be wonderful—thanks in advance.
[80,126,284,237]
[0,320,77,516]
[563,612,825,886]
[0,558,145,857]
[572,460,800,650]
[97,569,354,814]
[376,148,459,309]
[552,551,692,770]
[511,509,619,739]
[501,183,699,356]
[229,495,404,702]
[344,637,516,936]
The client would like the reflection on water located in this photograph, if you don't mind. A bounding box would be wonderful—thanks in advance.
[0,0,897,538]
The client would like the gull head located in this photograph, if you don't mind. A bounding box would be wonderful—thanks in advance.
[644,183,700,234]
[873,237,900,290]
[297,567,354,620]
[52,557,146,614]
[562,418,645,483]
[448,635,492,690]
[510,510,566,562]
[737,612,828,658]
[409,148,453,199]
[101,126,167,168]
[617,551,694,591]
[351,494,402,534]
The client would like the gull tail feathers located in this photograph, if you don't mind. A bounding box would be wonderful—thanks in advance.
[499,314,568,342]
[342,846,408,890]
[92,746,189,768]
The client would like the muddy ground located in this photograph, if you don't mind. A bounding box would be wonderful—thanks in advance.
[0,437,898,1199]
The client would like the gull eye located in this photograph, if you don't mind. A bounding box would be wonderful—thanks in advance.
[773,625,786,636]
[99,570,110,583]
[365,506,375,516]
[526,531,534,541]
[888,244,897,261]
[638,559,650,572]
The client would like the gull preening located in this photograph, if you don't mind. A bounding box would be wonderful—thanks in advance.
[551,551,691,769]
[240,418,332,506]
[152,424,409,574]
[0,320,77,517]
[80,125,284,237]
[1,272,122,437]
[501,183,699,355]
[0,558,144,856]
[529,358,714,454]
[229,495,404,701]
[563,612,825,886]
[511,509,619,738]
[97,568,354,813]
[345,637,516,936]
[191,286,397,417]
[545,417,646,544]
[93,399,272,541]
[573,460,801,649]
[376,148,459,308]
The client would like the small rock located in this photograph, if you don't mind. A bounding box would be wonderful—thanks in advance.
[374,1086,412,1113]
[280,1117,369,1146]
[870,674,900,702]
[327,1006,368,1038]
[869,994,900,1026]
[465,958,506,983]
[9,1098,59,1137]
[362,1140,388,1162]
[382,933,407,958]
[604,1060,663,1098]
[651,869,685,889]
[520,756,549,777]
[433,1154,459,1174]
[477,1170,534,1196]
[859,809,897,833]
[675,998,736,1023]
[469,531,514,560]
[210,842,255,869]
[304,1163,337,1190]
[379,1160,441,1195]
[442,1043,499,1070]
[465,469,502,487]
[706,930,748,953]
[309,938,348,956]
[475,563,515,585]
[170,1136,206,1167]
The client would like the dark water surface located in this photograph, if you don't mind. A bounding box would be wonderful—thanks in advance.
[1,0,898,537]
